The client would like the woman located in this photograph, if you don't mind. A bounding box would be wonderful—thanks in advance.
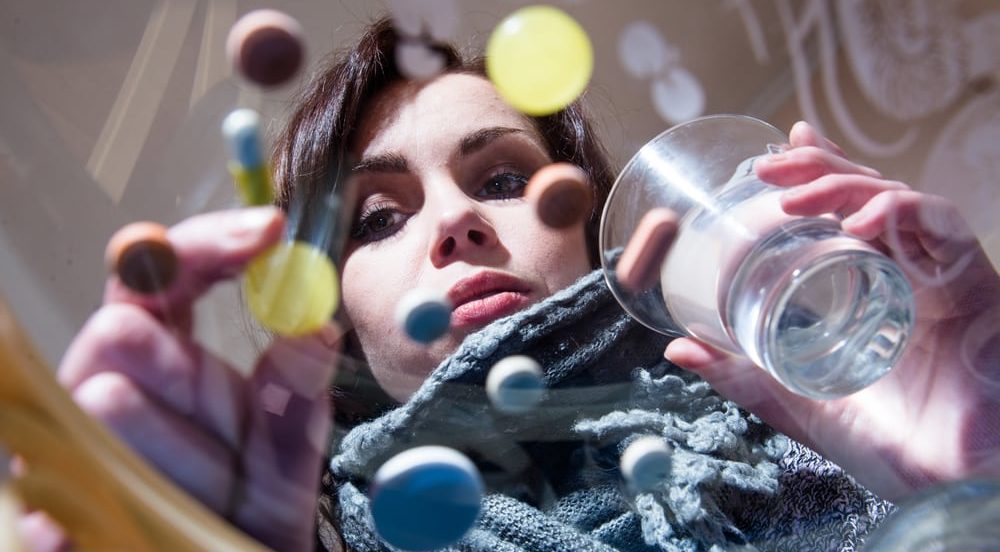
[45,16,1000,552]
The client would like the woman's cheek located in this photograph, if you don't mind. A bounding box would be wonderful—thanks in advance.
[528,224,591,289]
[341,253,397,340]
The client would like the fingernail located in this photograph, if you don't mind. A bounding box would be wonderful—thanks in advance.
[792,120,813,136]
[841,211,866,227]
[760,153,786,166]
[239,206,281,229]
[216,207,282,253]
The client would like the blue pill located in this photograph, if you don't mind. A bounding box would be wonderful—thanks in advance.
[396,289,452,344]
[487,355,545,413]
[370,446,483,551]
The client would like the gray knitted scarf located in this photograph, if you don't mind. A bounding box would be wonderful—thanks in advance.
[321,269,890,551]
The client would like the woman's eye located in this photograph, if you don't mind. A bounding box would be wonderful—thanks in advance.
[351,207,406,243]
[478,172,528,200]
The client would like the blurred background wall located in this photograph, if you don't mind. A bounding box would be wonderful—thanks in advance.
[1,0,997,369]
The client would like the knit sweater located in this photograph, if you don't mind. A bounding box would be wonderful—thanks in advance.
[317,269,892,551]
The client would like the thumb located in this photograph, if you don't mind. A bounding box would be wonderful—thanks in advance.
[665,337,820,443]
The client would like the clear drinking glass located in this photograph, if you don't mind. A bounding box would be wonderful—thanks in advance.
[599,115,915,399]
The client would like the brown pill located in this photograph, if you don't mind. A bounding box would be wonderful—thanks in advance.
[226,10,305,88]
[105,222,179,295]
[526,163,592,229]
[616,208,678,294]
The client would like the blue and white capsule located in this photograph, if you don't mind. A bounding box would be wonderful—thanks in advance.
[396,288,452,344]
[222,108,274,205]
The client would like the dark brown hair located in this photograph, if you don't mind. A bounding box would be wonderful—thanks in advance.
[272,17,615,266]
[270,17,616,423]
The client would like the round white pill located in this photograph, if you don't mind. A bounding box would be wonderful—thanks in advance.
[370,446,484,551]
[620,436,673,492]
[618,20,673,79]
[395,288,452,344]
[651,67,705,124]
[396,39,446,80]
[486,355,545,414]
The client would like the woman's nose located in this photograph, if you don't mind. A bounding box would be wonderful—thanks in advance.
[429,200,499,268]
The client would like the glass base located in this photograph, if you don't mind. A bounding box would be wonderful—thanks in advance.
[728,218,914,399]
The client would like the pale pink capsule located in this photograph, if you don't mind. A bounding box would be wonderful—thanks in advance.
[616,208,678,293]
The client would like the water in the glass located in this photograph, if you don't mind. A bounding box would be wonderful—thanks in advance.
[660,168,914,399]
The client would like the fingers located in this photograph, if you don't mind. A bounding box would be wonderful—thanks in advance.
[755,145,882,187]
[231,323,341,551]
[72,372,236,513]
[59,303,248,449]
[18,511,71,552]
[778,173,909,219]
[842,190,979,264]
[788,120,847,157]
[104,207,285,333]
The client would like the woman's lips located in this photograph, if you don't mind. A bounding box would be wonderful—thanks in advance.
[451,291,531,328]
[447,271,532,329]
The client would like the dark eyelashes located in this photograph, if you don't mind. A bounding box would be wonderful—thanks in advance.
[350,170,530,244]
[478,171,529,199]
[350,201,402,243]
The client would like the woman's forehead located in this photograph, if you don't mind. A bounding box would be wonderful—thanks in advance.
[353,73,541,157]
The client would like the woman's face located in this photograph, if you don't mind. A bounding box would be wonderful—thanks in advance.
[342,73,591,402]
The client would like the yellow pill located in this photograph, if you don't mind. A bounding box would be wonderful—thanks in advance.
[245,241,339,336]
[486,6,593,116]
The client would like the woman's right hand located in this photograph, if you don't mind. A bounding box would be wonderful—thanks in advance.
[26,207,340,552]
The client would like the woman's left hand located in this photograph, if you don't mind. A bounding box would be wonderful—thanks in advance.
[666,121,1000,501]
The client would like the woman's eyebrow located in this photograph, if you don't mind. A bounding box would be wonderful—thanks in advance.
[458,126,528,157]
[352,152,409,174]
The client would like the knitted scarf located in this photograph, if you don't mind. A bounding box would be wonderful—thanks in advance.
[320,269,890,551]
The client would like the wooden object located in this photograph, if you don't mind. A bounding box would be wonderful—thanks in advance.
[0,294,267,551]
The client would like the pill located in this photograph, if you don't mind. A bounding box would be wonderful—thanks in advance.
[620,436,673,492]
[105,222,179,294]
[618,20,672,80]
[226,9,305,88]
[222,108,265,169]
[370,446,483,551]
[526,163,592,229]
[486,355,545,414]
[615,208,678,293]
[396,39,446,80]
[244,241,339,336]
[222,108,274,206]
[395,288,452,344]
[486,5,593,116]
